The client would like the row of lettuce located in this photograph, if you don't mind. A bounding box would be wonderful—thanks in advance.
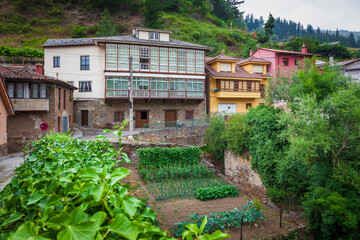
[203,61,360,240]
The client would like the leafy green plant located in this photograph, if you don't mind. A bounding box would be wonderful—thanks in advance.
[172,201,265,237]
[195,185,239,201]
[182,216,231,240]
[137,146,202,168]
[0,126,175,239]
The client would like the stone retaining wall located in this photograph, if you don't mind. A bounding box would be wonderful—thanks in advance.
[224,150,267,201]
[139,125,207,146]
[0,143,7,157]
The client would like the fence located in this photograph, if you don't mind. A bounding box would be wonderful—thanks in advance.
[141,118,209,132]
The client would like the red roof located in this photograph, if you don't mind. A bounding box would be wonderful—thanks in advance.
[205,64,269,79]
[253,47,312,56]
[0,65,77,90]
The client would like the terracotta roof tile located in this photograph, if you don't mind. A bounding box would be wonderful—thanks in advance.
[206,54,239,63]
[205,64,265,79]
[237,56,270,65]
[254,47,312,56]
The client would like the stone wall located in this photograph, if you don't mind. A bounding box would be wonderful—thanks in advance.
[0,143,7,157]
[74,98,206,130]
[139,125,207,146]
[224,150,267,200]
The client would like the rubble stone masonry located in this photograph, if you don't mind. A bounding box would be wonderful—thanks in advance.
[0,143,7,157]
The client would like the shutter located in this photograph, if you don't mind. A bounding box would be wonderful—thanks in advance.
[220,63,231,72]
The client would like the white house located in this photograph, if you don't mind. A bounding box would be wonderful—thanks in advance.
[43,28,212,129]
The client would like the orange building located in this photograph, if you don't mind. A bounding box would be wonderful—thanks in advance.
[0,78,14,156]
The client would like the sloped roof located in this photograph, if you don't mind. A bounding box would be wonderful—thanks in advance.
[43,35,213,51]
[253,47,313,56]
[336,58,360,67]
[346,61,360,71]
[205,64,269,79]
[0,78,14,115]
[205,54,239,63]
[0,65,77,90]
[237,56,271,66]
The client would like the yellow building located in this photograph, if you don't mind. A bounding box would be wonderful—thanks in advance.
[205,54,270,114]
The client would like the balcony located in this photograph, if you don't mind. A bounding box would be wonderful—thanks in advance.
[11,98,49,111]
[214,90,261,99]
[106,90,204,99]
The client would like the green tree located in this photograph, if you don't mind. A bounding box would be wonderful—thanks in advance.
[72,25,87,38]
[144,0,162,28]
[258,13,275,43]
[95,8,118,37]
[203,114,227,161]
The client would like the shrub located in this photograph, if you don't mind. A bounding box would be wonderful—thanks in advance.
[203,114,227,161]
[137,146,202,168]
[195,185,239,201]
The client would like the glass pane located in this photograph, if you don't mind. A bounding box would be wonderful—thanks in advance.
[107,79,114,89]
[40,84,46,98]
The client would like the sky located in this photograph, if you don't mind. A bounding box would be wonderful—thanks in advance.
[242,0,360,32]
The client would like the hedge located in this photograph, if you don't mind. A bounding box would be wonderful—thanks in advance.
[195,185,239,201]
[137,146,202,168]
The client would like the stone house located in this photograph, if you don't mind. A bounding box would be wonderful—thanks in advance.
[0,78,14,156]
[205,54,270,114]
[0,64,76,153]
[336,58,360,82]
[42,28,212,129]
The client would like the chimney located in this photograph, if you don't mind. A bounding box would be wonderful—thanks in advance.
[35,63,44,75]
[301,44,308,54]
[250,50,253,56]
[329,56,334,66]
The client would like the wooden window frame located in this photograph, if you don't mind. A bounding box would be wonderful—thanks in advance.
[114,111,125,122]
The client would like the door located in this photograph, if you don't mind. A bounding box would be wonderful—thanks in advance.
[136,111,149,128]
[218,103,237,114]
[165,110,177,127]
[81,110,88,126]
[62,116,68,133]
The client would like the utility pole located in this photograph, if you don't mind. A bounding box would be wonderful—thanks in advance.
[129,56,134,138]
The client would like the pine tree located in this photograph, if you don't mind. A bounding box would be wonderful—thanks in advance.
[95,8,118,37]
[144,0,162,28]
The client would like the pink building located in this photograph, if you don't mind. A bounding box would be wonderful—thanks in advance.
[250,45,312,76]
[0,79,14,156]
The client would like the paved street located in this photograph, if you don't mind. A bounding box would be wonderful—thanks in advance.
[0,152,25,191]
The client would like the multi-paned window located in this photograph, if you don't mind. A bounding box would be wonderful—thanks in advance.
[149,32,159,40]
[133,77,149,90]
[160,48,168,72]
[150,47,159,71]
[80,56,90,70]
[140,47,150,70]
[196,51,204,73]
[53,56,60,67]
[253,65,263,74]
[130,46,139,71]
[150,78,168,97]
[186,50,195,73]
[169,79,185,98]
[106,77,128,97]
[187,80,204,98]
[185,110,194,120]
[178,49,186,73]
[118,45,129,70]
[6,82,46,98]
[219,80,260,92]
[79,81,92,92]
[169,49,177,72]
[106,44,117,70]
[282,58,289,66]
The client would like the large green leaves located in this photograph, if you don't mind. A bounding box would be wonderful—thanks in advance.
[107,214,141,240]
[9,222,50,240]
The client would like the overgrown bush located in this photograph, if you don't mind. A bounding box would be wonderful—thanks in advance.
[195,185,239,201]
[137,146,202,168]
[203,113,227,161]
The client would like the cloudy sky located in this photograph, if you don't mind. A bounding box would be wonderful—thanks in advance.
[243,0,360,32]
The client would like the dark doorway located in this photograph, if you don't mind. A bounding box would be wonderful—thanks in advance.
[136,111,149,128]
[165,110,177,127]
[81,110,88,126]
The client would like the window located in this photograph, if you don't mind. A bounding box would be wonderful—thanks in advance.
[160,48,168,72]
[260,84,265,98]
[234,81,239,90]
[79,81,92,92]
[58,117,61,132]
[6,83,14,98]
[282,58,289,66]
[40,84,46,98]
[106,44,117,70]
[220,80,260,92]
[150,47,159,71]
[53,56,60,67]
[140,47,150,70]
[169,79,185,98]
[196,51,204,73]
[32,84,39,98]
[187,80,204,98]
[114,111,124,122]
[186,50,195,73]
[169,49,177,72]
[133,77,149,90]
[220,63,231,72]
[150,78,168,97]
[106,77,128,97]
[118,45,129,70]
[67,81,74,86]
[80,56,90,70]
[63,89,66,109]
[253,65,263,74]
[58,88,61,109]
[149,32,159,40]
[246,103,252,109]
[178,49,185,73]
[130,46,139,71]
[185,110,194,120]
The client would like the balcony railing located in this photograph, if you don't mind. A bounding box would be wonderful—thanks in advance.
[106,89,204,99]
[11,98,49,111]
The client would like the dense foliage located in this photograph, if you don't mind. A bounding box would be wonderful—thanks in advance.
[182,216,231,240]
[0,132,177,240]
[0,45,43,60]
[139,164,214,182]
[195,185,239,201]
[172,201,265,237]
[137,146,201,168]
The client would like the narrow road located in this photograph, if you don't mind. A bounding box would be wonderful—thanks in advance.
[0,152,24,191]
